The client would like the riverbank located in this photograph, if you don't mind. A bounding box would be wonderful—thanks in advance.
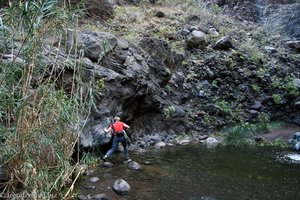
[256,123,300,142]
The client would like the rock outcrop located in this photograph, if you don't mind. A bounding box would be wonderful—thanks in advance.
[207,0,300,39]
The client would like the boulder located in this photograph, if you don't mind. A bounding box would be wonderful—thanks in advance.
[1,54,25,66]
[286,41,300,52]
[154,10,165,18]
[113,179,130,195]
[89,177,100,183]
[264,46,277,53]
[77,195,89,200]
[102,161,114,168]
[186,14,200,22]
[79,31,117,62]
[186,30,207,48]
[293,78,300,88]
[205,137,218,148]
[295,142,300,151]
[154,141,166,149]
[198,135,209,141]
[208,27,220,36]
[128,161,141,170]
[91,193,108,200]
[213,36,233,50]
[176,138,190,145]
[250,100,262,110]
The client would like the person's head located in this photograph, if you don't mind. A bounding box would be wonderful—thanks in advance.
[114,116,120,122]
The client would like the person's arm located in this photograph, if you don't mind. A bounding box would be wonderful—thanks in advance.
[104,126,112,133]
[123,123,130,129]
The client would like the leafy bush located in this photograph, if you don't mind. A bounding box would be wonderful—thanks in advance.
[223,123,256,146]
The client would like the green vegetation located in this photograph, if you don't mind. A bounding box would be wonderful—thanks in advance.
[271,76,299,97]
[223,123,255,146]
[223,54,235,68]
[251,84,261,94]
[163,105,176,119]
[223,112,282,146]
[283,76,299,97]
[272,94,282,104]
[215,100,231,113]
[0,1,96,199]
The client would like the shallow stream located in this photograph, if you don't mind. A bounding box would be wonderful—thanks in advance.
[74,144,300,200]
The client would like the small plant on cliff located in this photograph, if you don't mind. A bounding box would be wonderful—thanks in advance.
[210,4,222,15]
[215,100,231,113]
[251,84,261,94]
[163,105,176,119]
[283,76,299,97]
[223,55,235,68]
[272,94,282,104]
[271,77,281,89]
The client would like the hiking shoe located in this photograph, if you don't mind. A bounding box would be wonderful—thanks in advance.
[102,156,108,162]
[122,158,132,163]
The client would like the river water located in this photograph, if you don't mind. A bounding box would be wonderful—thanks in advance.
[74,144,300,200]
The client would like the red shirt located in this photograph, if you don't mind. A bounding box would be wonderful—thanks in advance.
[110,122,124,135]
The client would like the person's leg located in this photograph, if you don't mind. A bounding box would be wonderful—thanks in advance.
[121,137,129,159]
[103,137,118,160]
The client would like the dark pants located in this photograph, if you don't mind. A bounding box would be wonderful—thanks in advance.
[104,135,128,158]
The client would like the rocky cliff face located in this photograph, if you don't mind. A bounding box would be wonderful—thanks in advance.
[208,0,300,39]
[1,0,299,148]
[70,0,300,147]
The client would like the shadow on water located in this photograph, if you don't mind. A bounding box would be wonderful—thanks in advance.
[73,144,300,200]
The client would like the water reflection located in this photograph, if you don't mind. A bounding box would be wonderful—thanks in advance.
[74,144,300,200]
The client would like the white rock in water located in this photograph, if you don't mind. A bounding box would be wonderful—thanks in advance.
[205,137,218,148]
[113,179,130,195]
[287,153,300,161]
[177,139,190,145]
[154,141,166,149]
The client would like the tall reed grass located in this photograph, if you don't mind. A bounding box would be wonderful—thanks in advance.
[0,0,93,199]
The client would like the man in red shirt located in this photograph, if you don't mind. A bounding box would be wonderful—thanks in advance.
[102,116,131,162]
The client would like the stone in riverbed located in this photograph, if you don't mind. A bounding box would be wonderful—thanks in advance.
[91,193,108,200]
[205,137,218,148]
[176,138,190,145]
[113,179,130,195]
[198,135,208,141]
[128,161,141,170]
[89,177,100,183]
[102,161,114,168]
[154,141,166,149]
[84,185,96,190]
[77,195,88,200]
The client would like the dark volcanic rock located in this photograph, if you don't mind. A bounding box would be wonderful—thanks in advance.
[214,36,233,50]
[209,0,300,39]
[286,41,300,53]
[140,37,182,86]
[70,0,114,21]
